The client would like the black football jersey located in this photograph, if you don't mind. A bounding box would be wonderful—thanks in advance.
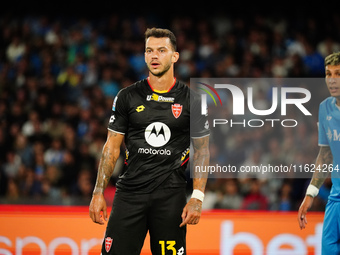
[107,78,209,193]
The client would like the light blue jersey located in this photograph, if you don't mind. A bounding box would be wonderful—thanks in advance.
[318,96,340,201]
[318,97,340,254]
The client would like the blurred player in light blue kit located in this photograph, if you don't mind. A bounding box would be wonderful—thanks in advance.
[298,52,340,254]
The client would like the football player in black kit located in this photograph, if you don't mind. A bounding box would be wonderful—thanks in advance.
[89,28,210,255]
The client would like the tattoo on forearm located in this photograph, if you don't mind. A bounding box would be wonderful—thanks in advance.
[310,146,333,188]
[93,132,118,195]
[192,136,210,192]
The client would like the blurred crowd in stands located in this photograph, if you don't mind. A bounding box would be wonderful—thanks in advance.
[0,11,339,210]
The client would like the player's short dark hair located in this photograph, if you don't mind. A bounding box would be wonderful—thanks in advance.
[145,27,177,51]
[325,52,340,66]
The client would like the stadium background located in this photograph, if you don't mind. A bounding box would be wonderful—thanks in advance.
[0,4,339,254]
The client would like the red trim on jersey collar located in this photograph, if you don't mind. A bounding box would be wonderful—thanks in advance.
[147,77,177,93]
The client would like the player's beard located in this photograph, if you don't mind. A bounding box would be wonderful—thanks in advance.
[148,61,172,77]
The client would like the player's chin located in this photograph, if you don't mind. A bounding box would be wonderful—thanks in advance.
[330,91,340,98]
[149,69,166,77]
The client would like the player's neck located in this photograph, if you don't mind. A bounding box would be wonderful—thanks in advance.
[148,72,176,92]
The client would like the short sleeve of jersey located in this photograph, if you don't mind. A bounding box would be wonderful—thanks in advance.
[190,90,210,138]
[318,102,329,146]
[107,89,129,135]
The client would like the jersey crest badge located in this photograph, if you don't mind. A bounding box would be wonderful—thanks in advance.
[172,104,182,119]
[105,237,113,253]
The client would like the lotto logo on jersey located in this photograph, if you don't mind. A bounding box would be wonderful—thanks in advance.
[109,115,115,123]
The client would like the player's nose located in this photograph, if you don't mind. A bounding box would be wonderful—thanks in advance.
[151,53,159,59]
[328,77,337,85]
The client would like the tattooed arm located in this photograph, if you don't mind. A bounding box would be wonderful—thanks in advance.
[298,146,333,229]
[309,146,333,189]
[180,136,209,227]
[89,130,124,225]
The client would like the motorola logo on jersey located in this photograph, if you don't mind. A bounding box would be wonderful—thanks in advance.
[138,122,172,155]
[144,122,171,147]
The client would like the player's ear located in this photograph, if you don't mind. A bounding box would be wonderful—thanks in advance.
[172,52,179,63]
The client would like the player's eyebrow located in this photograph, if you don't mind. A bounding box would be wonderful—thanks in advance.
[146,46,168,50]
[326,69,340,73]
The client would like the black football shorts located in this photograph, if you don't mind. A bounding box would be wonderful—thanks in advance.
[101,186,187,255]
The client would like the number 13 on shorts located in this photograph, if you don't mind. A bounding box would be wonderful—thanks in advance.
[159,240,185,255]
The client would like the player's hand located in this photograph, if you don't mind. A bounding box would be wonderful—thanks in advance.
[180,198,202,227]
[298,195,314,230]
[89,193,107,225]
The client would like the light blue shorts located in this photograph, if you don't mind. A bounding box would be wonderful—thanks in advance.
[322,200,340,254]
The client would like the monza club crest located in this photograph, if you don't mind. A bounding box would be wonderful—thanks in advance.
[171,104,182,119]
[105,237,113,253]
